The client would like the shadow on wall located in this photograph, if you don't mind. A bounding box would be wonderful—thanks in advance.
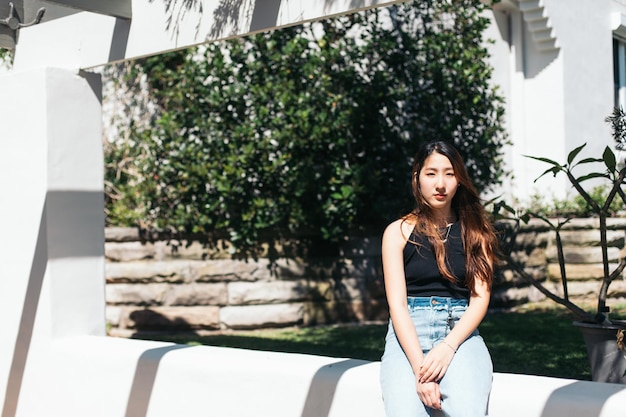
[490,5,559,79]
[2,205,48,417]
[124,344,192,417]
[148,0,282,41]
[4,191,105,417]
[303,257,388,326]
[129,309,199,333]
[151,0,396,46]
[149,0,205,40]
[540,381,626,417]
[300,358,371,417]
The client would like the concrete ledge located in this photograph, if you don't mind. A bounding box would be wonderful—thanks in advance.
[490,373,625,417]
[12,336,626,417]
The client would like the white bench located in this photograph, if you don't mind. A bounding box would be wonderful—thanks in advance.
[8,336,626,417]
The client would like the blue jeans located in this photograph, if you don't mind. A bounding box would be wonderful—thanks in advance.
[380,297,492,417]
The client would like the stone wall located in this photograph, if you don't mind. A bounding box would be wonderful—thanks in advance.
[493,218,626,308]
[105,228,388,334]
[105,218,626,334]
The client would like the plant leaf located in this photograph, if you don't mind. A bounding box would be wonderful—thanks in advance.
[603,146,617,171]
[525,155,562,168]
[534,166,561,182]
[577,157,603,165]
[567,142,586,165]
[576,172,608,182]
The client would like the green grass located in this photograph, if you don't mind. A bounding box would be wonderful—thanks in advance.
[130,305,626,381]
[479,310,590,380]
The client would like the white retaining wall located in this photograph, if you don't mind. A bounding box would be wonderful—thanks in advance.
[10,334,626,417]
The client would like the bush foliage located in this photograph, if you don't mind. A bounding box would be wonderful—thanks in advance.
[104,0,507,255]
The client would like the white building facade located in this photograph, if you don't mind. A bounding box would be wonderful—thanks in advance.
[484,0,626,204]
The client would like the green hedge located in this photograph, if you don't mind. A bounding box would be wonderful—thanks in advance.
[104,0,507,256]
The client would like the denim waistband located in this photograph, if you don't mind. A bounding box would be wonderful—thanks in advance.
[407,296,468,308]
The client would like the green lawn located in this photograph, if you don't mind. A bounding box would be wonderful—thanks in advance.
[479,310,590,380]
[131,305,626,381]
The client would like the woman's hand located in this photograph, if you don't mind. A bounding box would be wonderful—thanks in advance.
[416,378,442,410]
[418,341,456,383]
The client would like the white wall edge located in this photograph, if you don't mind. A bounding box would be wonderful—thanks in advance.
[11,335,626,417]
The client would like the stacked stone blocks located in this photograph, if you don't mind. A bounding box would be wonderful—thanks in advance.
[105,228,387,332]
[105,218,626,333]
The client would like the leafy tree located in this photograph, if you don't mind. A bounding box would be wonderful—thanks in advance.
[104,0,507,256]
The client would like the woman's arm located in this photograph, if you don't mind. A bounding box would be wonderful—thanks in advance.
[382,219,424,374]
[418,271,491,383]
[383,219,443,409]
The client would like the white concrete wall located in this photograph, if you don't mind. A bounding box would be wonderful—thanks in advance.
[0,67,106,417]
[549,0,614,184]
[486,0,624,203]
[8,335,626,417]
[12,0,409,71]
[517,17,566,201]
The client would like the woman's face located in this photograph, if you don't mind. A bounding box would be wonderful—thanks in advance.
[418,151,458,214]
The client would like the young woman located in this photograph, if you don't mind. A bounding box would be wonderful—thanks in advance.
[379,141,498,417]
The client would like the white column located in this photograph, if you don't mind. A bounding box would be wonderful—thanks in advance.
[0,67,105,415]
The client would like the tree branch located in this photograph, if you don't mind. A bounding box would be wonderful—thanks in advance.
[503,253,595,322]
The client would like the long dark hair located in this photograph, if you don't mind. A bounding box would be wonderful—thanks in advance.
[405,140,498,293]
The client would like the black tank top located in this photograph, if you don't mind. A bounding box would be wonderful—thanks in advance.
[402,221,469,300]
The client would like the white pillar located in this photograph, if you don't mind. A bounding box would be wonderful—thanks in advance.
[0,67,105,415]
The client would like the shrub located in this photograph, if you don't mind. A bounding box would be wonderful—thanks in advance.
[104,0,507,256]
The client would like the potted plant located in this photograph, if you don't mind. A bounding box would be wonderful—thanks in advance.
[494,108,626,384]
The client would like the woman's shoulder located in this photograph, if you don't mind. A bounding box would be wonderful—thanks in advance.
[383,217,415,245]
